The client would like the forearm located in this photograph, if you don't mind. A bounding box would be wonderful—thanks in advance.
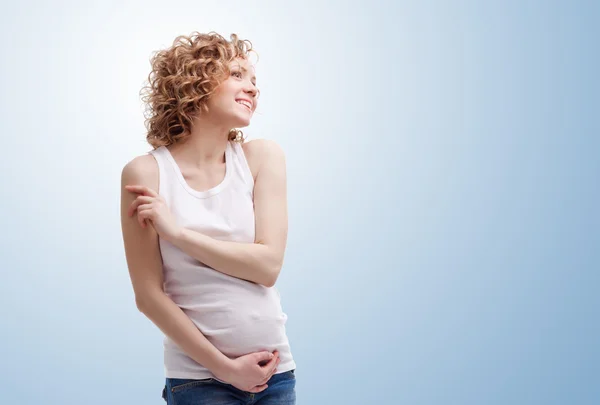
[137,291,231,375]
[170,228,281,287]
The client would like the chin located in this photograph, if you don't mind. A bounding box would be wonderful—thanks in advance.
[232,114,252,128]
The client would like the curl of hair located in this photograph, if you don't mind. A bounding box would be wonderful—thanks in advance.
[140,32,257,149]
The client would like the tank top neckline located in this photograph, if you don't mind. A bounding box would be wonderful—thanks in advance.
[160,141,233,199]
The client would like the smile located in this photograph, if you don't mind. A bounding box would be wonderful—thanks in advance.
[236,99,252,111]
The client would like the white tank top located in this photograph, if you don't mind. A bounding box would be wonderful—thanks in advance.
[148,140,296,380]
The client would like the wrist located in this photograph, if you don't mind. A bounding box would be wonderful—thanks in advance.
[212,356,235,380]
[169,226,186,244]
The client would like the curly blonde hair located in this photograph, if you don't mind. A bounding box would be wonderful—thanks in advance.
[140,31,257,149]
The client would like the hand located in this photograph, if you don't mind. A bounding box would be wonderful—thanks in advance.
[214,350,280,393]
[125,185,182,242]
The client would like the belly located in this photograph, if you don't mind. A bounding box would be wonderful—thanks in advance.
[187,303,289,357]
[166,267,289,357]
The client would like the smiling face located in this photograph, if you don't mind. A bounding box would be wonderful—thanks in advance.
[205,57,259,129]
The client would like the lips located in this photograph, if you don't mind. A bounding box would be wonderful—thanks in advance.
[235,98,253,111]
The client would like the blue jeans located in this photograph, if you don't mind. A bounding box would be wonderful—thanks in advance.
[161,370,296,404]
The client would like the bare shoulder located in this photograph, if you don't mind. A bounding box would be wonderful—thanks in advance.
[121,153,159,191]
[242,139,286,179]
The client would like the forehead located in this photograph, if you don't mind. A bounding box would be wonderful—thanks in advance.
[229,58,256,75]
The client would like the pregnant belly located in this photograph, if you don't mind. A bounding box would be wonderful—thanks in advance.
[189,306,289,357]
[165,268,289,358]
[168,279,289,358]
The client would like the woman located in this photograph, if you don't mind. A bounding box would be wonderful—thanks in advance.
[120,32,296,405]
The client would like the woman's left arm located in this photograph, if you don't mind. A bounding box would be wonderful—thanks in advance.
[171,140,288,287]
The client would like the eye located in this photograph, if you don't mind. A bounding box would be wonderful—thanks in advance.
[231,70,242,78]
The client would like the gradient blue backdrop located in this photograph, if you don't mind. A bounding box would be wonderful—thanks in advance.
[0,1,598,404]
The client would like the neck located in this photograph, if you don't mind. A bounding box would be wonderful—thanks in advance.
[170,115,231,167]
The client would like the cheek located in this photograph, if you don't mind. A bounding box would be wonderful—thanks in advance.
[207,91,233,111]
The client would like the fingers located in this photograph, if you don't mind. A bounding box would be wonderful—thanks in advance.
[249,350,280,393]
[269,356,281,376]
[258,351,279,379]
[250,357,280,393]
[263,350,279,368]
[264,360,279,382]
[255,350,277,365]
[137,204,153,227]
[127,196,154,217]
[247,384,268,393]
[258,355,280,385]
[125,184,158,197]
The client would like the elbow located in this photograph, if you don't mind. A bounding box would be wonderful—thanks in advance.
[135,298,146,313]
[135,295,149,313]
[135,291,159,313]
[262,263,282,288]
[134,286,165,312]
[263,277,277,288]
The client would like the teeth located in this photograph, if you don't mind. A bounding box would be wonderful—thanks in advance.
[236,100,252,110]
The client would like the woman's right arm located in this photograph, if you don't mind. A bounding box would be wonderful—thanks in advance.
[120,155,279,392]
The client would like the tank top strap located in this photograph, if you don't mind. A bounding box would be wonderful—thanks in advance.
[229,140,255,190]
[147,146,169,198]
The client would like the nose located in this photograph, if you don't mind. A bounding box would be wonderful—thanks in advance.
[244,82,258,98]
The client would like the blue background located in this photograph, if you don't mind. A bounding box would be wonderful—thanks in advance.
[0,1,598,404]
